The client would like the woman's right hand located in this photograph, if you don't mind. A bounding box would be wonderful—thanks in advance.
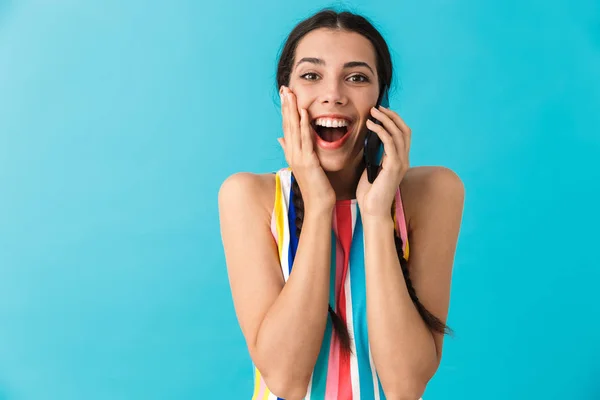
[278,86,336,213]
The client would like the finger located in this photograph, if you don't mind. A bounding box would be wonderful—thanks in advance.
[300,108,314,155]
[281,89,298,163]
[372,108,411,170]
[377,106,411,150]
[280,90,291,148]
[371,106,405,153]
[284,88,302,152]
[366,119,398,163]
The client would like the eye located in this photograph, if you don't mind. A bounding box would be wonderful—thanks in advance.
[300,72,319,81]
[348,74,369,83]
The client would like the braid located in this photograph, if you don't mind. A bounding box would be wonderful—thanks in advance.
[290,173,352,353]
[394,228,454,336]
[289,172,453,356]
[391,196,453,336]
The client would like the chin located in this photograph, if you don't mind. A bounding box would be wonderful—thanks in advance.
[316,149,363,173]
[319,160,346,172]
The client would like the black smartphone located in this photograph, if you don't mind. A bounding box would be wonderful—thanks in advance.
[363,85,390,183]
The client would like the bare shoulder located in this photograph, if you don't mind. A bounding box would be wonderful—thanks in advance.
[399,166,465,231]
[218,171,277,220]
[401,166,464,193]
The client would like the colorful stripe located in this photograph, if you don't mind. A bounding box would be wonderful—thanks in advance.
[324,208,342,400]
[252,367,260,399]
[308,228,336,399]
[251,168,413,400]
[288,173,298,274]
[394,189,410,259]
[350,212,378,398]
[346,205,361,399]
[252,366,278,400]
[334,202,353,399]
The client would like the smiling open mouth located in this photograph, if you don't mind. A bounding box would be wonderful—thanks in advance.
[311,120,352,143]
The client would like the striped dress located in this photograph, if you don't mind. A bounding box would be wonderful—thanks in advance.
[252,167,420,400]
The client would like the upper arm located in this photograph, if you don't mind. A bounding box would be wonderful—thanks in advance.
[403,167,465,360]
[218,172,285,361]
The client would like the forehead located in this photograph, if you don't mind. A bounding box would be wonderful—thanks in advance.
[294,28,377,68]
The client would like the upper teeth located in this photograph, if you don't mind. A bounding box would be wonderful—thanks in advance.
[314,118,349,128]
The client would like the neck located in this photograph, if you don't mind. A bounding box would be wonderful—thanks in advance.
[325,157,365,201]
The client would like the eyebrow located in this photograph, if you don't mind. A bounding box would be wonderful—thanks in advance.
[294,57,375,75]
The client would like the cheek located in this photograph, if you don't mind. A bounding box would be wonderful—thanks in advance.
[289,87,311,109]
[356,111,371,130]
[354,117,371,142]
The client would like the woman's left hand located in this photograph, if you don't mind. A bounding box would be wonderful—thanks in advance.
[356,106,411,219]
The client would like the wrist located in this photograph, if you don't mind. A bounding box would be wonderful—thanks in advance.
[304,203,334,220]
[361,214,395,231]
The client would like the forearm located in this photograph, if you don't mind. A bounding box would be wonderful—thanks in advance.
[363,216,438,398]
[255,207,333,391]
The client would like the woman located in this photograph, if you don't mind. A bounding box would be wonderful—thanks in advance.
[218,8,465,400]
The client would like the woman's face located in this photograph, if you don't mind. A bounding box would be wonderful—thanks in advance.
[288,28,380,172]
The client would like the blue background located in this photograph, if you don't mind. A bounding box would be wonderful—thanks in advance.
[1,0,599,399]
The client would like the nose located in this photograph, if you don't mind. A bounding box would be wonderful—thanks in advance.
[319,81,348,106]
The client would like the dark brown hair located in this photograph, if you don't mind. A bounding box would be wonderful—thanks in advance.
[277,8,453,353]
